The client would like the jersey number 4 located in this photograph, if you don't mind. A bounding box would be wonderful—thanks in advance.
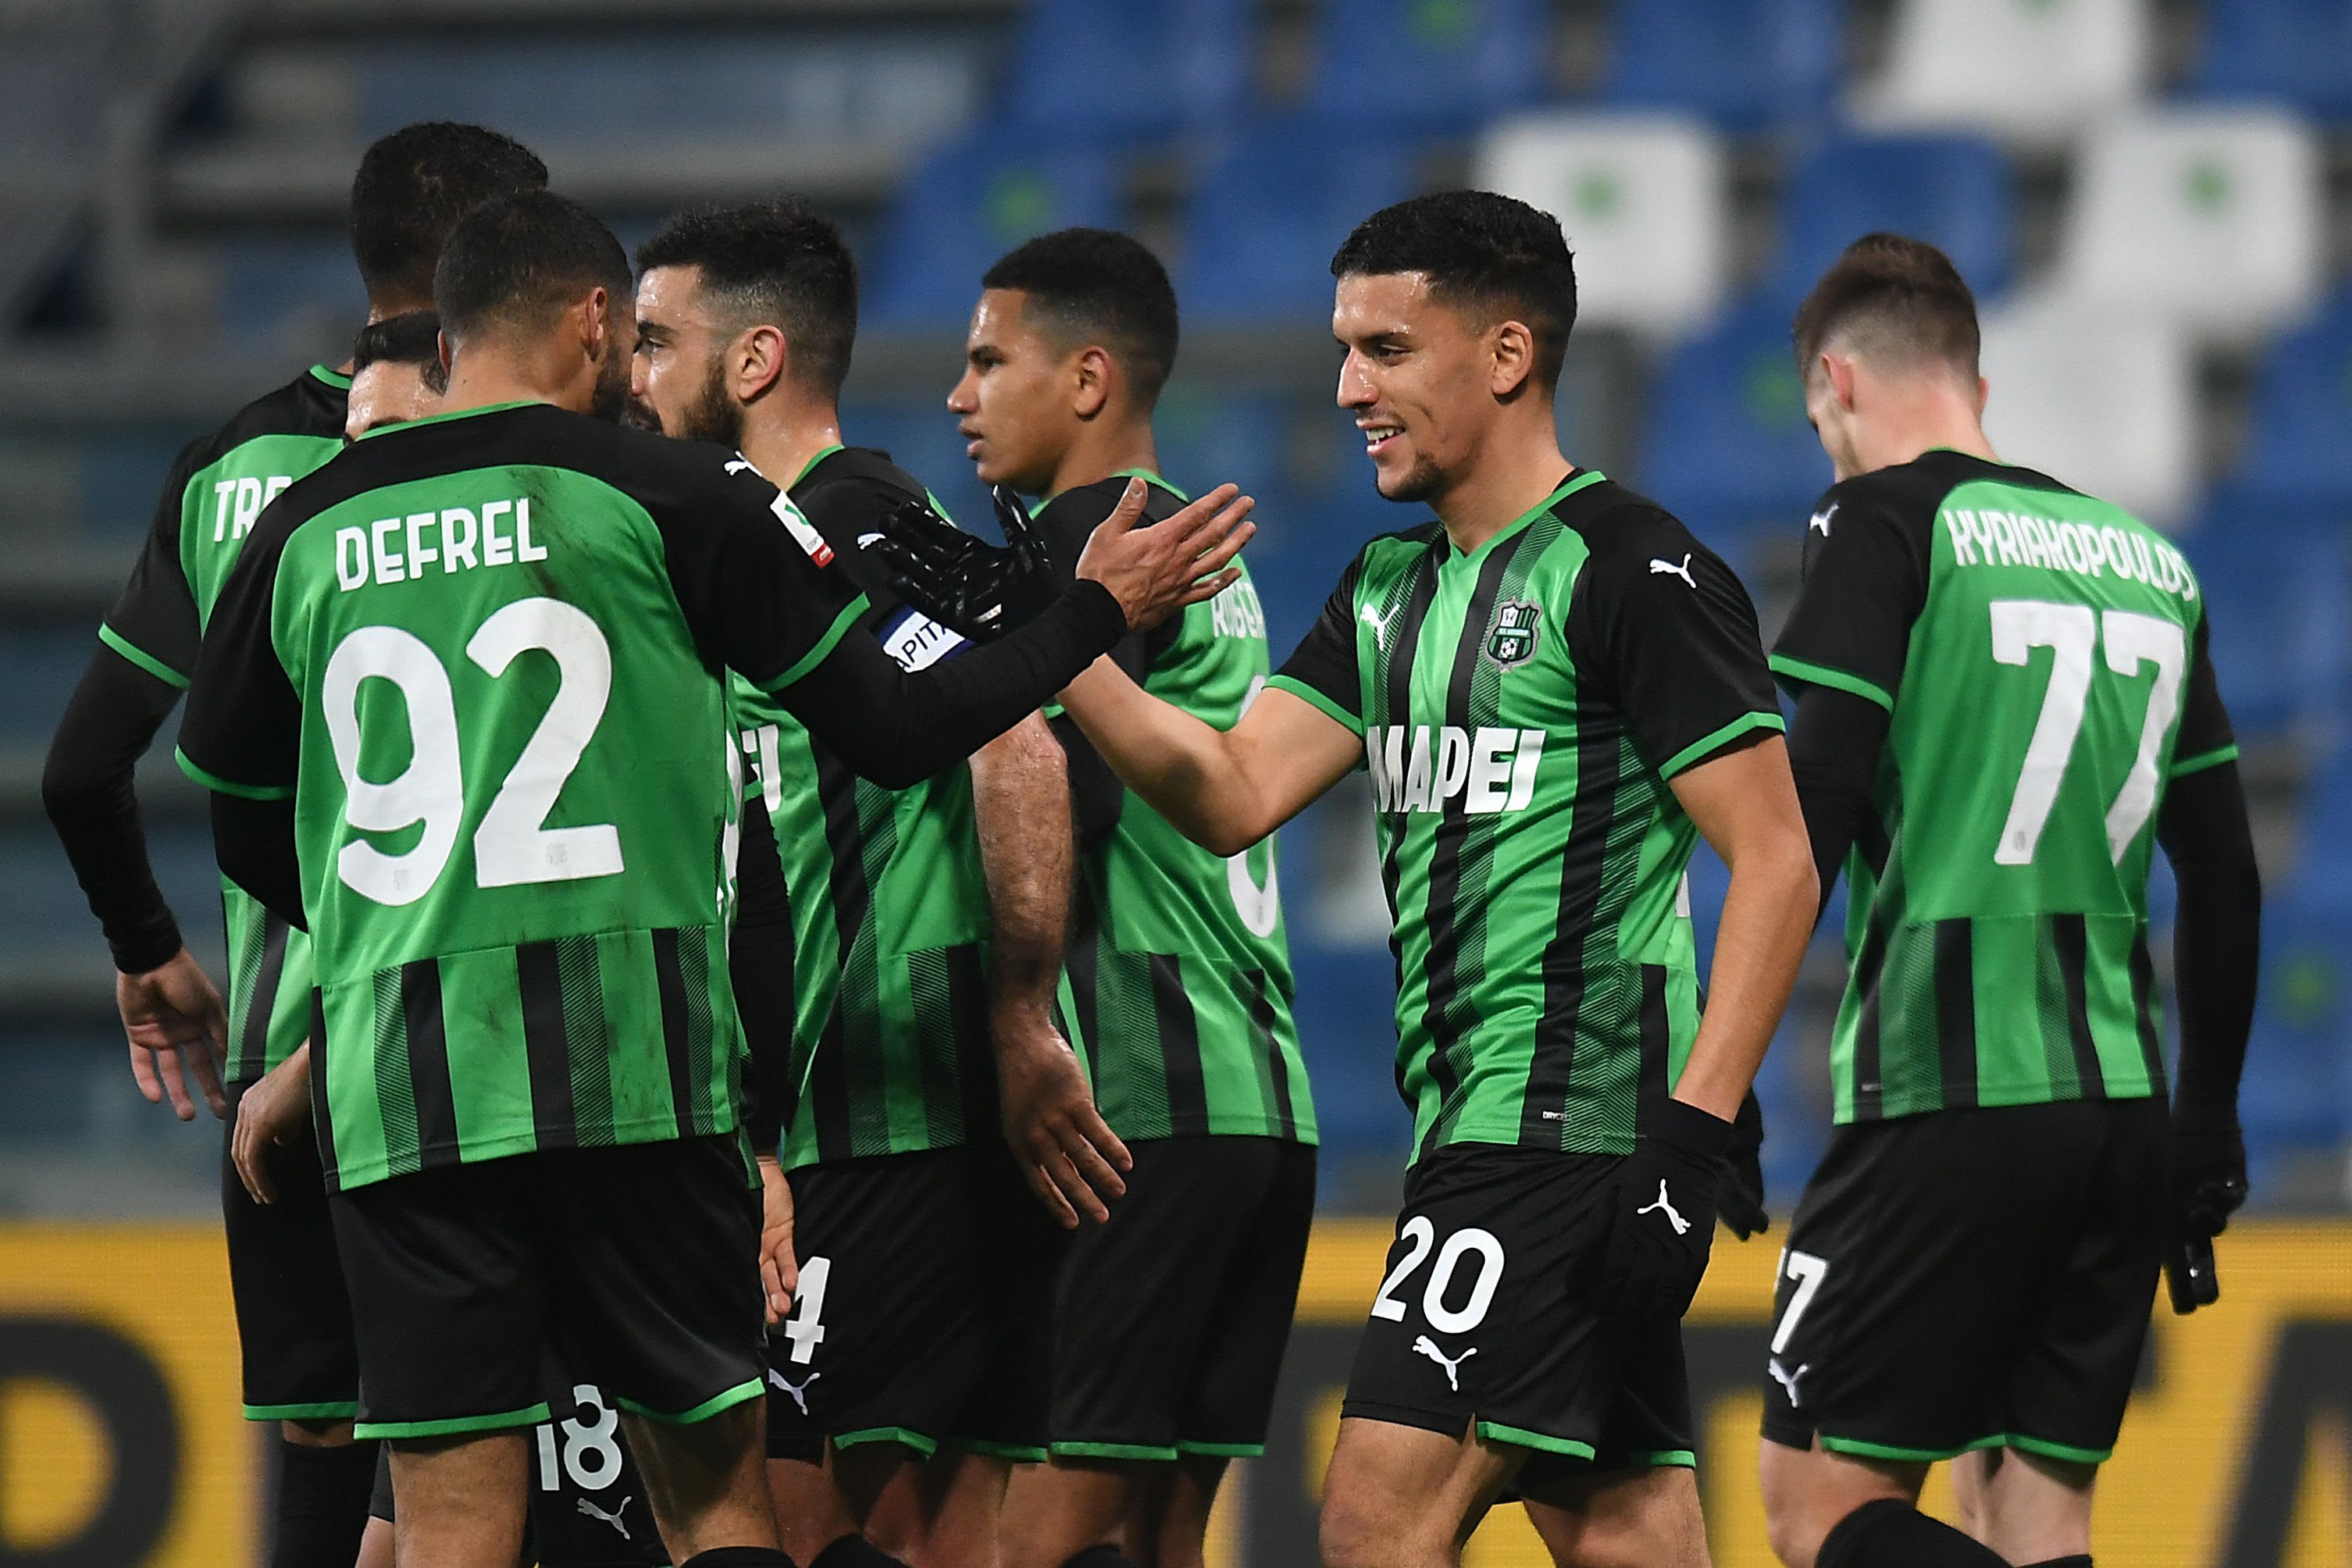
[1988,600,2186,868]
[323,597,625,905]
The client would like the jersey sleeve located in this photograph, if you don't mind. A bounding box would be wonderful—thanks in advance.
[1031,483,1174,682]
[177,526,301,800]
[2169,608,2239,779]
[657,464,872,693]
[1768,479,1932,713]
[98,440,206,686]
[1268,552,1367,736]
[1571,510,1784,779]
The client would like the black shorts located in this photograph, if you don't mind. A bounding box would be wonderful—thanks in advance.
[223,1078,359,1423]
[1046,1135,1316,1460]
[368,1382,668,1566]
[330,1136,764,1441]
[1759,1099,2168,1466]
[767,1142,1064,1462]
[1342,1144,1695,1473]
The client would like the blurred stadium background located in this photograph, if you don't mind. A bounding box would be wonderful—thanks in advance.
[1,2,2350,1562]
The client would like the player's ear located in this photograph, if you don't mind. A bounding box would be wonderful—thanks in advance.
[1972,372,1990,418]
[739,324,788,403]
[1821,351,1858,412]
[1071,344,1113,420]
[1489,319,1535,399]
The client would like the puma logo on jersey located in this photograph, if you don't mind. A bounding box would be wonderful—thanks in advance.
[576,1496,633,1540]
[1360,602,1400,648]
[1649,554,1698,590]
[1768,1359,1809,1407]
[1412,1335,1478,1392]
[1637,1180,1691,1235]
[767,1367,820,1415]
[1366,725,1544,815]
[1809,504,1837,536]
[724,458,759,477]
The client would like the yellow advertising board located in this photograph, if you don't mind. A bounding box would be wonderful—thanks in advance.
[0,1221,2345,1566]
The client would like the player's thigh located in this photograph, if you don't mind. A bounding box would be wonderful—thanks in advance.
[221,1080,360,1425]
[1969,1445,2098,1564]
[2002,1099,2168,1467]
[1521,1466,1708,1568]
[540,1136,766,1431]
[326,1160,547,1438]
[1000,1456,1134,1568]
[1760,1106,2102,1464]
[772,1148,1003,1466]
[1320,1416,1519,1568]
[527,1381,669,1566]
[1755,1439,1927,1568]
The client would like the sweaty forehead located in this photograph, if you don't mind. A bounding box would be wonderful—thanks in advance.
[970,288,1071,358]
[1333,271,1466,339]
[635,264,712,327]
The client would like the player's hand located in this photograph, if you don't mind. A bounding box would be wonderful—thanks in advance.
[993,1006,1131,1228]
[871,486,1059,642]
[230,1042,312,1205]
[757,1154,798,1326]
[1076,479,1256,633]
[1717,1089,1769,1240]
[116,947,230,1121]
[1592,1099,1730,1329]
[2171,1114,2249,1242]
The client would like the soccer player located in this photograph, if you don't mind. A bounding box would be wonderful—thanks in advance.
[173,188,1249,1568]
[945,228,1317,1568]
[886,191,1816,1568]
[629,200,1124,1568]
[346,309,450,440]
[38,120,547,1568]
[1754,235,2261,1568]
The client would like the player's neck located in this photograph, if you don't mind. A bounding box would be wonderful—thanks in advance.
[1858,419,1999,477]
[365,293,432,326]
[1431,423,1577,555]
[738,403,845,493]
[1042,419,1158,501]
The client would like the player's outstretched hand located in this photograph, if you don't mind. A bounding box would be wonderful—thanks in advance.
[1077,479,1256,633]
[1592,1098,1730,1328]
[993,1007,1131,1228]
[230,1042,312,1205]
[871,486,1059,643]
[117,947,230,1121]
[757,1154,798,1327]
[1718,1089,1769,1240]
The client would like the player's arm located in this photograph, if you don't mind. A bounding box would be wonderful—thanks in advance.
[969,715,1131,1226]
[1783,686,1892,924]
[727,792,800,1322]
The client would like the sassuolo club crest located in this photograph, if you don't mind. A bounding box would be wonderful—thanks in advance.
[1486,600,1541,668]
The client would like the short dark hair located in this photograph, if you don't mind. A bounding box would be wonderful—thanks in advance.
[1791,233,1980,382]
[981,229,1180,408]
[351,310,447,394]
[634,201,860,397]
[1331,191,1578,391]
[433,191,632,344]
[348,123,549,305]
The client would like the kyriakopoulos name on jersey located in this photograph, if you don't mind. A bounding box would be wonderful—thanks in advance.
[1942,507,2199,603]
[333,496,546,591]
[1367,725,1545,816]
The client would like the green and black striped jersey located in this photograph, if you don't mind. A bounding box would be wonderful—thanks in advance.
[176,401,871,1191]
[1271,471,1782,1160]
[729,447,1003,1171]
[101,364,350,1085]
[1772,451,2238,1124]
[1034,473,1315,1146]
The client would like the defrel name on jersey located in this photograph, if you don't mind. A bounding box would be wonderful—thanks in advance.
[333,495,547,592]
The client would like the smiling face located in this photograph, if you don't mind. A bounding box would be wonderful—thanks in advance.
[630,264,742,445]
[1332,271,1518,505]
[946,289,1079,494]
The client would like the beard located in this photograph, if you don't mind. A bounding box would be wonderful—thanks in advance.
[1377,449,1446,504]
[672,356,745,448]
[589,344,635,425]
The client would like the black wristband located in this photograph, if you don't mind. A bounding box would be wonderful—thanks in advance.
[1648,1096,1734,1164]
[109,911,185,978]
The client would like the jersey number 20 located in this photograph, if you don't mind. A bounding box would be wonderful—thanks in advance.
[1988,601,2185,868]
[323,597,625,904]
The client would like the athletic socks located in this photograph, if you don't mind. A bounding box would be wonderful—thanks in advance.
[270,1437,379,1568]
[811,1536,914,1568]
[1816,1499,2012,1568]
[682,1550,796,1568]
[1060,1548,1145,1568]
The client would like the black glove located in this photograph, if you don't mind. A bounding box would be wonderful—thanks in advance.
[1717,1088,1769,1241]
[1593,1098,1732,1331]
[2171,1114,2248,1243]
[871,485,1059,642]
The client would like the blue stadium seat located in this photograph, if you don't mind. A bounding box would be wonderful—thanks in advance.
[1772,135,2016,299]
[1636,292,1832,555]
[0,628,112,742]
[2214,290,2352,508]
[1602,0,1844,130]
[837,403,992,529]
[1306,0,1552,129]
[999,0,1255,137]
[1175,120,1419,323]
[864,133,1125,326]
[2237,893,2352,1164]
[2193,0,2352,123]
[2179,504,2352,738]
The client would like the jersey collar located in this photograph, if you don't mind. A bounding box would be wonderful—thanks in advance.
[1029,466,1189,518]
[355,397,540,439]
[1443,469,1606,561]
